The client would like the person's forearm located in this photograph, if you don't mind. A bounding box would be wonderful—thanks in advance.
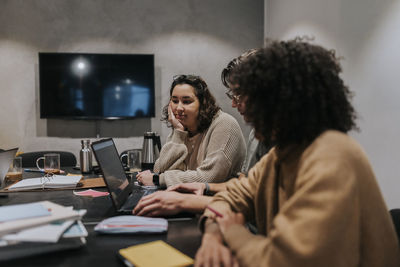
[209,182,227,194]
[203,218,224,241]
[208,174,246,194]
[180,195,212,213]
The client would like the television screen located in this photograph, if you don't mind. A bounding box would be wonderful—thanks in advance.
[39,52,155,119]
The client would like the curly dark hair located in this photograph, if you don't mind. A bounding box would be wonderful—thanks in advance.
[161,75,220,133]
[231,38,358,148]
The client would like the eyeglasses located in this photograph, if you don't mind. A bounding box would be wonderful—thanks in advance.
[225,90,241,104]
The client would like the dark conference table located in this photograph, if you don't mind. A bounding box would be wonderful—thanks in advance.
[0,171,202,266]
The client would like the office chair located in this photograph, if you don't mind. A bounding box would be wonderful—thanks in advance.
[390,209,400,244]
[19,151,77,167]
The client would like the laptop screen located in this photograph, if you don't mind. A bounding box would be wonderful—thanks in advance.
[91,139,130,209]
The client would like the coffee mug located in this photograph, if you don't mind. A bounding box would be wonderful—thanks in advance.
[120,149,142,173]
[36,153,61,174]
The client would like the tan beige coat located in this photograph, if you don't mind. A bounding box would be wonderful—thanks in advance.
[205,130,400,267]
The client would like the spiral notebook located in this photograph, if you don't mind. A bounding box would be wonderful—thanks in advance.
[7,175,82,191]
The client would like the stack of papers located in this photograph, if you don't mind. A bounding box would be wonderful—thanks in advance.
[0,201,83,237]
[7,175,82,191]
[0,201,88,262]
[95,215,168,234]
[1,210,87,243]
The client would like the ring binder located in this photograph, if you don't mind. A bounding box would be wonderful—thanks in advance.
[6,175,82,191]
[40,173,55,190]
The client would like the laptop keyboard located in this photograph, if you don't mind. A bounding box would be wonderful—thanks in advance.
[120,187,157,211]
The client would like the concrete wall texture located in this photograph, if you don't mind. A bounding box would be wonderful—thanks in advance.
[4,0,397,210]
[0,0,263,158]
[265,0,400,209]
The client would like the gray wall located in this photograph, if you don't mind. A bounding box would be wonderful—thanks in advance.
[0,0,263,158]
[265,0,400,209]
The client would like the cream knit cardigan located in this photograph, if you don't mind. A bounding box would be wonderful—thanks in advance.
[155,111,246,187]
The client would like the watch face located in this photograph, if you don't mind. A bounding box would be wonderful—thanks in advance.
[153,173,160,186]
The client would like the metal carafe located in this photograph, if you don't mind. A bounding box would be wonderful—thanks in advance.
[141,132,161,171]
[80,139,92,174]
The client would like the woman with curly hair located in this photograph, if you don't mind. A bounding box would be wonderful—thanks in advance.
[196,39,400,267]
[136,74,246,187]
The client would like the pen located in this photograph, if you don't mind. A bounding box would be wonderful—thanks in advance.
[24,169,66,174]
[24,169,45,173]
[206,205,223,218]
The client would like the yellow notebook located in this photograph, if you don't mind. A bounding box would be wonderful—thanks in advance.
[119,240,194,267]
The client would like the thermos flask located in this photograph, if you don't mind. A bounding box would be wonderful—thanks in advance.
[141,132,161,171]
[80,139,92,174]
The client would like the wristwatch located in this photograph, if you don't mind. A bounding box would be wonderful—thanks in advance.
[152,173,160,186]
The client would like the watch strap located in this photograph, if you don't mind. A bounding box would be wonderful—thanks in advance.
[153,173,160,186]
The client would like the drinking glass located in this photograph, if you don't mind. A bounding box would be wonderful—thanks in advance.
[6,156,23,181]
[36,153,61,174]
[120,149,142,173]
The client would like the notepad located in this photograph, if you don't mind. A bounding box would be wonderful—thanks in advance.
[7,175,82,191]
[118,240,194,267]
[0,202,51,222]
[2,210,87,243]
[73,189,110,197]
[2,219,75,243]
[94,215,168,234]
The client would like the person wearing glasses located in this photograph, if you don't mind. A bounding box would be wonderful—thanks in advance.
[136,75,246,188]
[222,49,271,175]
[195,38,400,267]
[133,50,271,217]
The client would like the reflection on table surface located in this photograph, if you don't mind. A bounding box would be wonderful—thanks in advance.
[0,168,202,267]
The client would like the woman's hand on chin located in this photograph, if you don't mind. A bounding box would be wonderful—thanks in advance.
[168,102,185,131]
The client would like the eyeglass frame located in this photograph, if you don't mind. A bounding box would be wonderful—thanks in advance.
[225,90,242,104]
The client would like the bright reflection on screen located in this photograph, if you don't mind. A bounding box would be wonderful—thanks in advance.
[71,57,90,77]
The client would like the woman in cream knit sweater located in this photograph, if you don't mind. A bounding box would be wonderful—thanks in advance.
[136,75,246,188]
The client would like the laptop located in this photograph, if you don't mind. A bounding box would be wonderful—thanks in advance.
[91,138,157,214]
[0,148,19,187]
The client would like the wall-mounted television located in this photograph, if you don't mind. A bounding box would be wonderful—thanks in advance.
[39,52,155,119]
